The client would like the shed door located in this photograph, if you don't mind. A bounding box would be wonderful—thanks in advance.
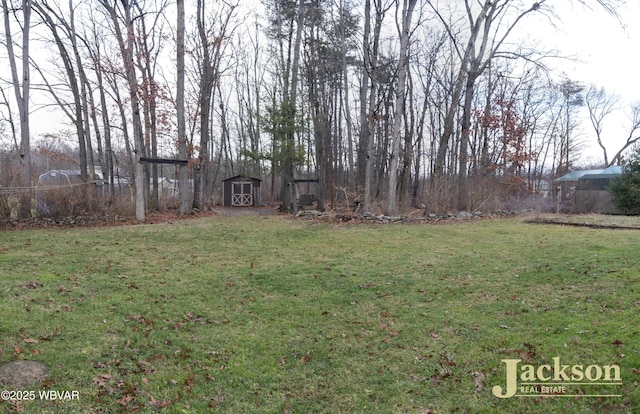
[231,182,253,206]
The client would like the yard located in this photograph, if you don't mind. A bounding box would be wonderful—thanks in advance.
[0,214,638,413]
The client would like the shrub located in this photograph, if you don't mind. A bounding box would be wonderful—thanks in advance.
[609,147,640,214]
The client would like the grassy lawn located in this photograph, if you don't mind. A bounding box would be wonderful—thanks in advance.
[0,215,638,413]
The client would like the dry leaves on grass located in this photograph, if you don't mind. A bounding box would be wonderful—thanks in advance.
[472,371,485,392]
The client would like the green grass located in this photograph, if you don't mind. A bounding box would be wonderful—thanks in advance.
[0,215,638,413]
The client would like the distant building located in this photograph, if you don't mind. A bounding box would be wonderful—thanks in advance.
[555,166,622,213]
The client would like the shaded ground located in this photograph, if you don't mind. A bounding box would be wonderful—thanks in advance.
[3,208,639,231]
[0,207,278,231]
[525,213,640,229]
[210,206,280,216]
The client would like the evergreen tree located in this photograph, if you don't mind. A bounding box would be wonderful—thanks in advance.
[609,147,640,214]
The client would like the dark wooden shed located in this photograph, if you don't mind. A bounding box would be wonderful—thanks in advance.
[222,175,262,207]
[575,174,621,214]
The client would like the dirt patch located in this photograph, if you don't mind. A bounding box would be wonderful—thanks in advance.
[525,213,640,230]
[0,361,49,388]
[210,207,280,217]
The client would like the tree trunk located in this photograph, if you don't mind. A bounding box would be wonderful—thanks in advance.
[363,1,385,211]
[99,0,147,220]
[356,0,371,198]
[35,3,88,184]
[177,0,190,215]
[280,0,304,214]
[193,0,211,211]
[386,0,417,215]
[457,72,477,211]
[3,0,32,218]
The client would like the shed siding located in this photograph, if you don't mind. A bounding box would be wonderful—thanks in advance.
[222,176,261,207]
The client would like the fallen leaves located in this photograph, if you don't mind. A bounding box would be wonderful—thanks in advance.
[116,394,132,406]
[92,373,112,388]
[4,400,25,413]
[149,395,179,409]
[92,371,182,411]
[429,352,457,384]
[472,371,485,392]
[519,343,537,363]
[20,281,42,289]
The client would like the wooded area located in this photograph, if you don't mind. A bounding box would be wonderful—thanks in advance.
[1,0,635,220]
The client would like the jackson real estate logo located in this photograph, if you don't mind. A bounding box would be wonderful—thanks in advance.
[492,357,623,399]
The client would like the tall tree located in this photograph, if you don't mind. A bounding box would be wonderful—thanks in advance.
[99,0,147,220]
[193,0,238,211]
[2,0,32,218]
[358,0,391,211]
[263,0,306,213]
[33,1,89,183]
[177,0,189,214]
[555,77,584,176]
[356,0,371,204]
[133,0,170,211]
[234,18,266,179]
[84,12,115,195]
[386,0,417,215]
[584,84,620,166]
[427,0,620,210]
[303,0,358,211]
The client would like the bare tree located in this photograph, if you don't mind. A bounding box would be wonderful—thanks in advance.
[386,0,417,215]
[2,0,32,218]
[234,18,266,179]
[98,0,147,220]
[193,0,238,211]
[83,12,116,195]
[177,0,189,215]
[356,0,371,203]
[33,1,90,183]
[358,0,392,212]
[263,0,306,214]
[584,84,620,166]
[133,0,170,211]
[430,0,552,210]
[609,102,640,167]
[556,77,584,176]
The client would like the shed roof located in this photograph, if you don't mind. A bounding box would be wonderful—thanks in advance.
[601,165,622,174]
[556,166,622,182]
[222,175,262,182]
[556,169,604,182]
[579,173,620,181]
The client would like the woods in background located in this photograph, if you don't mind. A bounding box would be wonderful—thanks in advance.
[1,0,633,219]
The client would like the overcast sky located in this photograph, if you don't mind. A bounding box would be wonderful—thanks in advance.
[522,1,640,164]
[540,2,639,97]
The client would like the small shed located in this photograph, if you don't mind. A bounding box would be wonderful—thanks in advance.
[222,175,261,207]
